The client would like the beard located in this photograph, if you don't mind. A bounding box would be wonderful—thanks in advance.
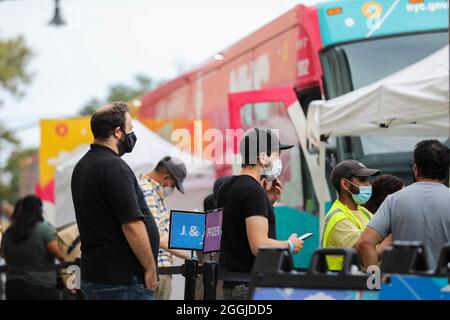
[116,138,126,157]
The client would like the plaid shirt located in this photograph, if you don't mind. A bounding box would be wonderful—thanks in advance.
[138,175,173,267]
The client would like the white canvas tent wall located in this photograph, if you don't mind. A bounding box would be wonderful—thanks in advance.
[305,45,449,237]
[307,45,449,143]
[53,120,216,228]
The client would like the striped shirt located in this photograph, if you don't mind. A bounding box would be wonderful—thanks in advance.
[138,175,173,267]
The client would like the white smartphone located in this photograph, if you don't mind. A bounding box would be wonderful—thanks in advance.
[298,233,314,241]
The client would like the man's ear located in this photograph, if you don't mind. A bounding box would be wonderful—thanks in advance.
[259,152,271,166]
[340,178,349,192]
[414,164,420,178]
[113,126,122,140]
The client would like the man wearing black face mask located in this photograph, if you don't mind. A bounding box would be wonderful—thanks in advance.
[117,125,137,156]
[71,102,159,300]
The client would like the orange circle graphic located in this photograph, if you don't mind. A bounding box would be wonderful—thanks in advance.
[55,123,69,137]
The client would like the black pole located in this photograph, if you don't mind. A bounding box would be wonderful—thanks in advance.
[183,258,198,300]
[203,261,218,300]
[0,138,3,300]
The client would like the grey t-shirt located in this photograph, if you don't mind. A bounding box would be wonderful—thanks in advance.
[1,222,57,288]
[368,182,450,271]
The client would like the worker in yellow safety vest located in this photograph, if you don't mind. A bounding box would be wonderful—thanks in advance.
[322,160,380,271]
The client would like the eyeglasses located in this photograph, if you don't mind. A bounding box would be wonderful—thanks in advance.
[409,163,415,172]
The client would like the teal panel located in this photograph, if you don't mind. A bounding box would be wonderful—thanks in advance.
[316,0,449,47]
[325,200,333,214]
[274,206,319,269]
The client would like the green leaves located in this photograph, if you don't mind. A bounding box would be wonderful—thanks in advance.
[78,74,163,116]
[0,34,33,102]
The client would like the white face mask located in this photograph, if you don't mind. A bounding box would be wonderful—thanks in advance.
[163,186,175,198]
[261,159,283,181]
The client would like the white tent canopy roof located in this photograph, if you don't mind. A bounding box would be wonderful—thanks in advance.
[53,120,216,227]
[307,45,449,146]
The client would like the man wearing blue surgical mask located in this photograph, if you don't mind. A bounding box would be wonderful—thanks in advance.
[322,160,380,271]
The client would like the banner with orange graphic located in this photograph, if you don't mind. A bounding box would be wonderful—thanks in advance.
[38,118,93,203]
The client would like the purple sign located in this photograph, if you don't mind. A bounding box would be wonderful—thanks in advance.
[203,209,223,253]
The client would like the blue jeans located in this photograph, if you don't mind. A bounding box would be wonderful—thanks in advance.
[81,277,155,300]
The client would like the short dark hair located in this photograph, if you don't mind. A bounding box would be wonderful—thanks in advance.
[155,157,170,174]
[333,175,353,193]
[90,101,129,139]
[414,140,449,181]
[333,178,343,193]
[364,175,404,213]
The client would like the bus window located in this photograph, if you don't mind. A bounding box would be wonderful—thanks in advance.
[240,104,253,128]
[239,102,304,210]
[321,31,448,98]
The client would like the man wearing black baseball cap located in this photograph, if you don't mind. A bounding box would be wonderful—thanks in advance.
[217,128,304,300]
[322,160,380,271]
[138,156,189,299]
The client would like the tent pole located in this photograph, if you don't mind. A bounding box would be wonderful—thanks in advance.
[318,141,326,245]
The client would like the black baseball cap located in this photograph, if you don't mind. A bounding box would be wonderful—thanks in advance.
[160,156,187,194]
[331,160,380,187]
[240,128,294,165]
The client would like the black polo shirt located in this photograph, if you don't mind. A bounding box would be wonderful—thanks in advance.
[71,144,159,284]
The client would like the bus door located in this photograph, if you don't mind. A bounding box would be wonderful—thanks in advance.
[227,87,326,268]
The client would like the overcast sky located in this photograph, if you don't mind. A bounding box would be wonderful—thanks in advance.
[0,0,323,163]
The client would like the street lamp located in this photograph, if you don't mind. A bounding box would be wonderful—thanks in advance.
[48,0,66,27]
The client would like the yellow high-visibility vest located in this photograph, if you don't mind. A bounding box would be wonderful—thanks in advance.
[322,199,373,271]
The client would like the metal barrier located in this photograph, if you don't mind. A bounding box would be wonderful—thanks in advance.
[381,241,430,274]
[248,244,450,300]
[0,258,249,300]
[159,259,250,300]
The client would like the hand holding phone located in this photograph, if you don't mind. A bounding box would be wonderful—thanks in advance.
[298,233,314,241]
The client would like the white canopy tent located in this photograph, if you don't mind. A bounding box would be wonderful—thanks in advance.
[304,45,449,237]
[53,120,216,228]
[307,45,449,144]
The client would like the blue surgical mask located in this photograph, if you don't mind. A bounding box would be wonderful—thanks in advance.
[350,186,372,205]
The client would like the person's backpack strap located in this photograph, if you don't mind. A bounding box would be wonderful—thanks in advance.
[67,235,81,255]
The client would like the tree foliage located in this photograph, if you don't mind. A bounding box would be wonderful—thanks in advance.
[0,33,33,149]
[1,148,38,204]
[0,34,33,103]
[78,74,161,116]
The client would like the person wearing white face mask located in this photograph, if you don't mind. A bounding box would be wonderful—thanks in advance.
[217,128,304,300]
[138,156,190,300]
[322,160,380,271]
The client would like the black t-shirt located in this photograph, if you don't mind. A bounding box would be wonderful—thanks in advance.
[217,175,276,275]
[71,144,159,284]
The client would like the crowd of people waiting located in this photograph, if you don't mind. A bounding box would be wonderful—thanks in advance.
[0,101,449,300]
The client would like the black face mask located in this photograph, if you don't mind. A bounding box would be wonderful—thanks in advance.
[117,130,137,156]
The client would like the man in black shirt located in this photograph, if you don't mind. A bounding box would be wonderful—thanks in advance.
[71,102,159,300]
[217,128,304,300]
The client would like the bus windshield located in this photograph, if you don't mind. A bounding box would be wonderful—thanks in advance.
[322,31,448,98]
[321,31,449,184]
